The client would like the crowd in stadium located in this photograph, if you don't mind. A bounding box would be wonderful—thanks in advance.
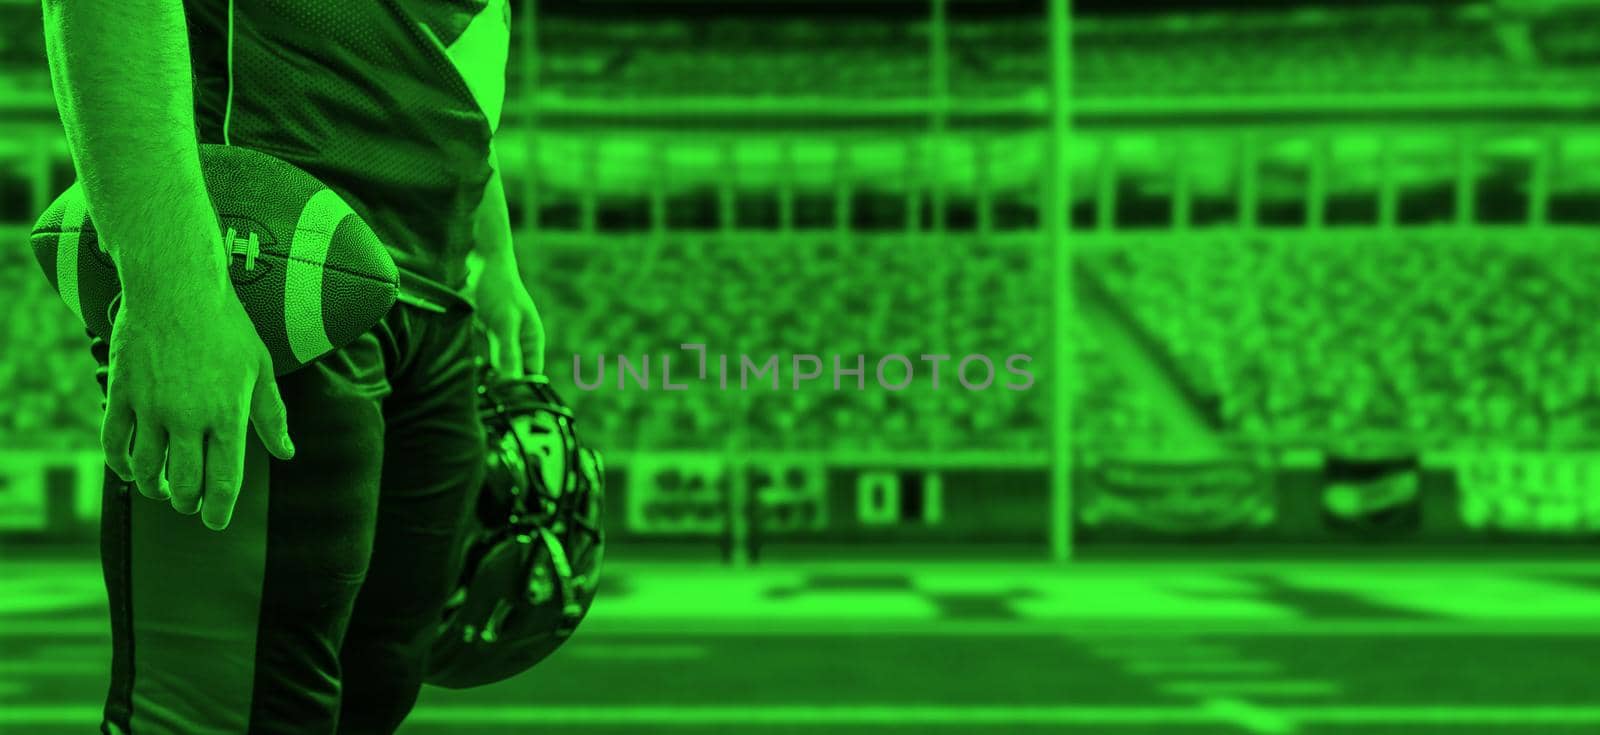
[1,231,1122,453]
[0,230,102,450]
[536,13,1596,102]
[13,227,1596,453]
[1090,233,1600,446]
[6,5,1599,103]
[531,237,1067,451]
[5,4,1599,454]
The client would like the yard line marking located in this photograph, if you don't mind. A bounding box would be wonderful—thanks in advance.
[8,560,1600,580]
[0,660,104,675]
[0,590,103,615]
[1125,659,1281,675]
[0,704,1230,727]
[1163,680,1341,698]
[1204,698,1297,735]
[23,644,109,659]
[8,704,1600,727]
[1088,642,1236,659]
[1281,706,1600,723]
[567,644,708,660]
[580,618,1600,637]
[0,620,107,636]
[3,618,1600,638]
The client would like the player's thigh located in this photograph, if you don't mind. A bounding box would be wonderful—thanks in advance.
[97,331,391,735]
[336,311,484,734]
[358,306,485,612]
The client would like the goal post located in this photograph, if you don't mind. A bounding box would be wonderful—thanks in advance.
[1047,0,1075,562]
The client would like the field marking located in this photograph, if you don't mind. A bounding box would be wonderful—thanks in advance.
[1087,642,1237,659]
[1125,659,1281,675]
[0,586,105,615]
[9,618,1600,640]
[0,660,104,675]
[566,644,709,660]
[0,620,106,636]
[8,704,1600,727]
[20,644,109,659]
[1163,680,1341,698]
[0,704,1228,727]
[6,559,1595,577]
[587,618,1600,637]
[1203,698,1297,735]
[5,617,1600,638]
[1281,706,1600,723]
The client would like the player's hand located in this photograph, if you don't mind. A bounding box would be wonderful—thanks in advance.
[473,251,546,377]
[102,243,295,531]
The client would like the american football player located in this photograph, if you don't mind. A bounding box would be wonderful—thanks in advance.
[42,0,539,732]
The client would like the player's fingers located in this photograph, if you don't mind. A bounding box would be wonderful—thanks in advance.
[100,396,136,483]
[202,420,245,531]
[165,432,205,515]
[128,420,171,502]
[249,366,295,461]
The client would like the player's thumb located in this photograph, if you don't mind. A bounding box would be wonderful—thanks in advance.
[490,315,525,378]
[523,314,547,377]
[249,368,296,461]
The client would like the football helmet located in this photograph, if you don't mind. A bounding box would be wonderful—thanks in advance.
[426,373,605,689]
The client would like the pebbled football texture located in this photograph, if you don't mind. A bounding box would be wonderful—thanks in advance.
[29,144,398,376]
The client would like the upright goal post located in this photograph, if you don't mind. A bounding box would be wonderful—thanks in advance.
[1047,0,1075,562]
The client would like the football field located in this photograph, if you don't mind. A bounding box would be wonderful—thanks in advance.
[3,559,1599,735]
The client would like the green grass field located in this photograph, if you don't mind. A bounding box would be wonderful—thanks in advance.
[5,559,1599,735]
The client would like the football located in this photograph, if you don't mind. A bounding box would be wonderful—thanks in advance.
[29,144,399,376]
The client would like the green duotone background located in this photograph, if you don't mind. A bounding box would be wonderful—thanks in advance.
[4,0,1600,733]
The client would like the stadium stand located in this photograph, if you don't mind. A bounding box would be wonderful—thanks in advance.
[18,222,1599,454]
[6,6,1597,104]
[1071,17,1577,98]
[534,11,1599,102]
[0,226,101,450]
[4,3,1597,455]
[530,236,1085,451]
[1087,232,1600,445]
[4,227,1165,453]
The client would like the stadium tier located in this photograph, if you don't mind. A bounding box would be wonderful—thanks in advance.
[0,229,100,451]
[11,222,1600,454]
[3,2,1599,457]
[534,12,1598,102]
[5,225,1181,453]
[1087,232,1600,446]
[5,6,1600,105]
[1071,18,1577,98]
[530,236,1094,452]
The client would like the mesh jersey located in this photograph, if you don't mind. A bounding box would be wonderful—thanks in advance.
[184,0,511,289]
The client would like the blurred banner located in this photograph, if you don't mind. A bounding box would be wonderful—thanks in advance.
[0,453,47,531]
[1320,448,1424,540]
[1456,450,1600,537]
[623,454,730,537]
[0,450,101,536]
[1076,455,1274,539]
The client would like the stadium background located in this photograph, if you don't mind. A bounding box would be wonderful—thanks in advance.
[4,0,1600,733]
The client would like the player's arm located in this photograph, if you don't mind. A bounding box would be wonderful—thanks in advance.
[472,142,546,376]
[43,0,294,530]
[42,0,214,282]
